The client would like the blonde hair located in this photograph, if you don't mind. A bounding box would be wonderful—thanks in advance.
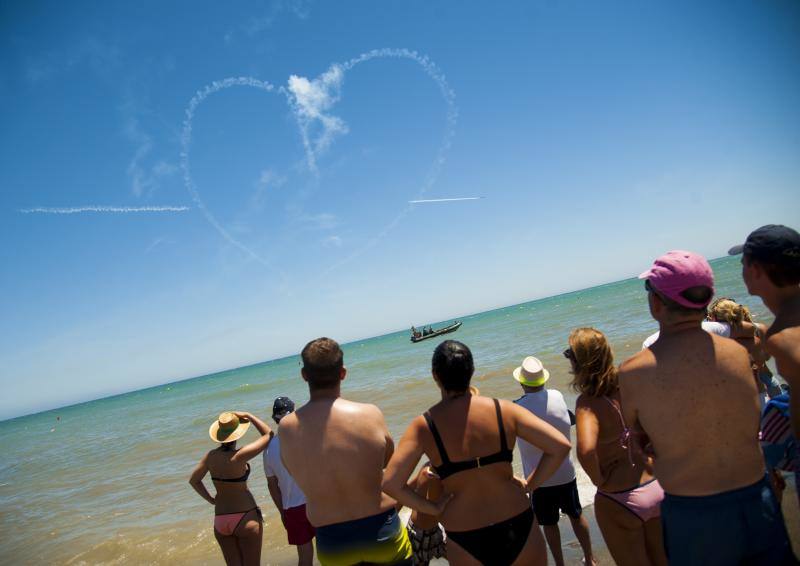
[708,298,752,325]
[568,327,618,398]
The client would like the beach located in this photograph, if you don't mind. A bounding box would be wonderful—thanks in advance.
[1,255,794,565]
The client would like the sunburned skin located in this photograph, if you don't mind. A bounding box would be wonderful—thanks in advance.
[764,296,800,434]
[621,326,764,497]
[279,391,397,527]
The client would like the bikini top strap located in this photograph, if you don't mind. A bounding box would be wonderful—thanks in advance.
[602,396,627,429]
[602,396,635,468]
[423,411,451,464]
[492,398,509,452]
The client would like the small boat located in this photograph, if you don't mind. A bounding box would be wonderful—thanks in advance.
[410,321,462,343]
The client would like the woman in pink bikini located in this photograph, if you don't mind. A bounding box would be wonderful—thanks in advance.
[190,411,274,566]
[569,328,667,566]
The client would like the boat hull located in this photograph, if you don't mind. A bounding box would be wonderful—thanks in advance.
[410,322,462,343]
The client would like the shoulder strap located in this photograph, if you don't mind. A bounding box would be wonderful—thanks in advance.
[423,411,450,464]
[493,398,509,452]
[602,396,626,428]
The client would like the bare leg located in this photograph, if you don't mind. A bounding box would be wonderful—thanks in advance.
[297,540,314,566]
[214,529,243,566]
[511,517,547,566]
[445,539,483,566]
[642,518,668,566]
[542,523,565,566]
[568,514,597,565]
[235,509,263,566]
[594,495,651,566]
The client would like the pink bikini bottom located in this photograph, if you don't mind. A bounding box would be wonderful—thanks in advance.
[214,507,261,536]
[597,479,664,522]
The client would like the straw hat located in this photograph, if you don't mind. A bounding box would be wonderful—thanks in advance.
[209,412,250,443]
[513,356,550,387]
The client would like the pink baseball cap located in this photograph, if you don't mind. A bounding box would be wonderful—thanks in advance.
[638,250,715,308]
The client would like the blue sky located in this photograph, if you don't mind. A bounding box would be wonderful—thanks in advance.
[1,0,798,419]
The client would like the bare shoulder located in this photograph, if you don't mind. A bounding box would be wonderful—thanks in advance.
[575,394,600,411]
[336,398,387,423]
[766,325,800,350]
[278,411,300,437]
[498,398,529,420]
[619,349,653,377]
[766,326,800,362]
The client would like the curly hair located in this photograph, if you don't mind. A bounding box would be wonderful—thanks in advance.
[568,327,618,398]
[707,298,752,325]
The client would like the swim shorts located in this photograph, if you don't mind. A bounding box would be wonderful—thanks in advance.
[531,478,582,526]
[661,475,795,565]
[283,504,316,546]
[407,519,446,564]
[315,509,413,566]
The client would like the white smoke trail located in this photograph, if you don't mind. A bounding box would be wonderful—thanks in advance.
[321,48,458,274]
[409,197,482,204]
[286,65,348,173]
[180,77,282,272]
[180,52,457,276]
[19,206,190,214]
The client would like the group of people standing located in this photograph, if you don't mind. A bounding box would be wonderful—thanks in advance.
[189,224,800,565]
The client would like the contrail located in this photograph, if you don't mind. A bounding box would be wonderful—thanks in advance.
[409,197,483,204]
[181,51,457,278]
[321,48,458,275]
[19,206,190,214]
[180,76,284,275]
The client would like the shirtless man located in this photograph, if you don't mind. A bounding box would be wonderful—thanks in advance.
[279,337,413,566]
[619,250,793,565]
[730,224,800,434]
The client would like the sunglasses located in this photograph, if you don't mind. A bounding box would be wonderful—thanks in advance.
[563,348,576,362]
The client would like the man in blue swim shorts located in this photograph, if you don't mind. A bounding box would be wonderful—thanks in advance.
[620,251,794,564]
[278,338,412,565]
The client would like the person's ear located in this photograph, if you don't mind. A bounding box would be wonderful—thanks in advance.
[340,366,347,382]
[300,368,309,383]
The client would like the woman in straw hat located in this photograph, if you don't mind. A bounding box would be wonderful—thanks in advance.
[383,340,571,566]
[568,328,666,566]
[189,411,273,566]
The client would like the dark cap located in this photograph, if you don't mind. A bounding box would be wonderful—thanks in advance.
[272,396,295,421]
[728,225,800,264]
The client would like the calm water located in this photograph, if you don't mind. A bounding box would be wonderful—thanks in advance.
[0,256,770,565]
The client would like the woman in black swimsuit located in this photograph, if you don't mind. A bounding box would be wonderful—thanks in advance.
[384,340,571,565]
[189,411,273,566]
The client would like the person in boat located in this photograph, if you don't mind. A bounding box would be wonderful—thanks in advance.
[411,326,419,338]
[383,340,571,565]
[189,411,274,565]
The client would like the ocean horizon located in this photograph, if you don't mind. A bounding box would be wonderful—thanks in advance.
[1,255,736,424]
[0,255,775,564]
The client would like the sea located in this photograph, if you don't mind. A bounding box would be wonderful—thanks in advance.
[0,256,773,565]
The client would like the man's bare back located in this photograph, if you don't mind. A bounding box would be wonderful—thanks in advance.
[621,329,764,496]
[765,296,800,433]
[279,397,396,527]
